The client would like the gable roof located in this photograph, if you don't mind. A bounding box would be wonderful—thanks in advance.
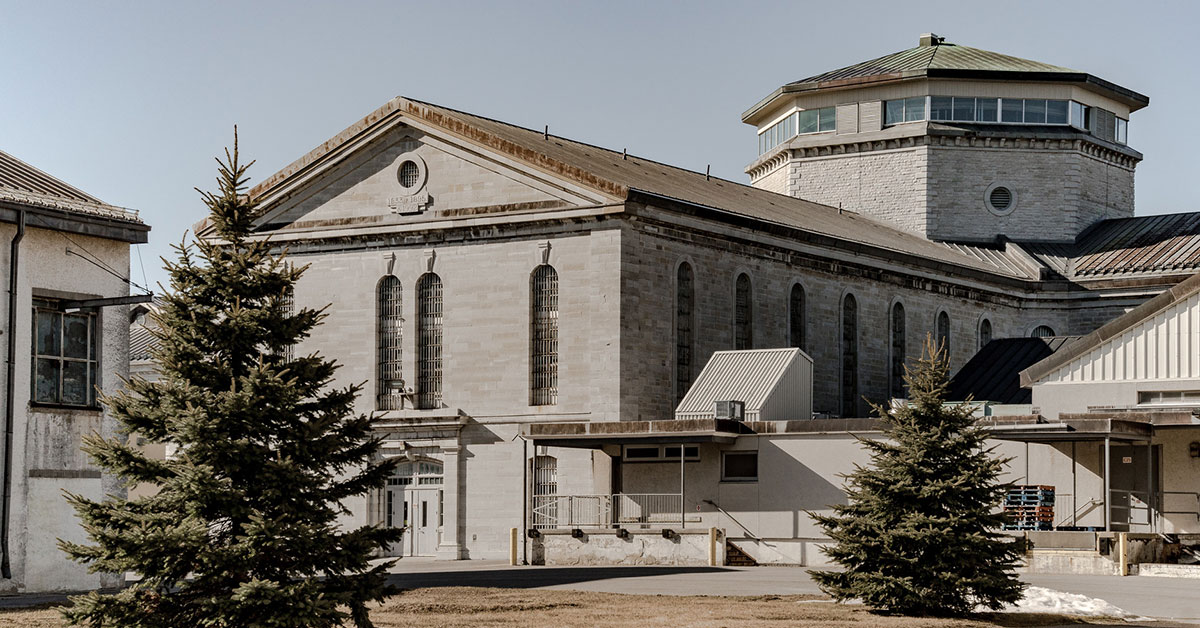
[675,348,811,421]
[0,150,141,223]
[1021,269,1200,386]
[248,97,1030,282]
[949,336,1079,404]
[743,37,1148,123]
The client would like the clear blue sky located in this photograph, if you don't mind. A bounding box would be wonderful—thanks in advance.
[3,0,1197,291]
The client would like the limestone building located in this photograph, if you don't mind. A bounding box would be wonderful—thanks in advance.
[238,35,1199,562]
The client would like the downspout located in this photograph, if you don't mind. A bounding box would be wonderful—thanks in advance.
[1,209,24,580]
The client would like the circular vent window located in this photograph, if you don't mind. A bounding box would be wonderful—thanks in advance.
[984,183,1017,215]
[398,160,421,189]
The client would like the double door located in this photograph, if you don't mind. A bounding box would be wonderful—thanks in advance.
[387,487,441,556]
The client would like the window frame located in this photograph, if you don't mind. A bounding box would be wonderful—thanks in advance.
[675,262,695,405]
[622,445,700,462]
[415,272,444,410]
[889,301,906,400]
[530,264,559,406]
[32,298,100,409]
[734,273,753,351]
[720,451,758,483]
[376,275,404,411]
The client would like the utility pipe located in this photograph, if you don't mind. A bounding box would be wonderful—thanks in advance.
[2,209,25,580]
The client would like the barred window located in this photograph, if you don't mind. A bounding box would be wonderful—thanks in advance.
[33,299,98,407]
[416,273,443,410]
[890,302,906,399]
[530,265,559,406]
[979,318,993,349]
[937,311,951,357]
[675,263,694,405]
[841,294,858,417]
[734,273,752,350]
[277,286,294,363]
[377,276,404,410]
[789,283,806,351]
[1031,325,1055,338]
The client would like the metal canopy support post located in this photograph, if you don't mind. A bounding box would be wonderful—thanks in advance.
[1071,441,1078,527]
[1147,439,1155,533]
[1104,436,1111,532]
[680,445,686,529]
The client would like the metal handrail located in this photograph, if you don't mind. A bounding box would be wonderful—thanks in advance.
[702,499,761,541]
[531,493,683,530]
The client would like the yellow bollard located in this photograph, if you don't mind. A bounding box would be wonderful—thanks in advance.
[510,527,519,566]
[709,527,719,566]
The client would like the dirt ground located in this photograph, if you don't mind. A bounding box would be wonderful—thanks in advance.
[0,587,1156,627]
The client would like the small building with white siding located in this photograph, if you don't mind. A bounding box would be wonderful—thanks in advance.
[675,348,812,422]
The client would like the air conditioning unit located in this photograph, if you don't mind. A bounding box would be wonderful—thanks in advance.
[714,400,745,421]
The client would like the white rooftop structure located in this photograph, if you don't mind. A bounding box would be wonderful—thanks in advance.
[675,348,813,421]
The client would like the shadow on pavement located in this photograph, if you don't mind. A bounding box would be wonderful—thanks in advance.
[385,566,733,590]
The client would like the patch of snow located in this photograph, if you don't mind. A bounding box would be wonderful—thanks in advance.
[991,586,1136,619]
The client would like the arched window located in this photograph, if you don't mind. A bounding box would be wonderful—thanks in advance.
[890,302,906,399]
[530,265,559,406]
[841,294,858,417]
[937,310,951,357]
[377,276,403,410]
[675,263,694,405]
[1031,325,1055,338]
[979,318,993,350]
[416,273,443,410]
[734,273,753,350]
[789,283,806,351]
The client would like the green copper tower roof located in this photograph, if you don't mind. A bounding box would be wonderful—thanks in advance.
[744,34,1148,123]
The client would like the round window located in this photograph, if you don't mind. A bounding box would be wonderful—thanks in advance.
[398,160,421,189]
[989,187,1012,211]
[984,183,1017,216]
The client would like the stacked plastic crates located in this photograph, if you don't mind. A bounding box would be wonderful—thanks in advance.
[1003,485,1054,531]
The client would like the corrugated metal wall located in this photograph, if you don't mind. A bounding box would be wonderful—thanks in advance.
[1045,292,1200,383]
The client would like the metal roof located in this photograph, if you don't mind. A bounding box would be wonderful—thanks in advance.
[1071,212,1200,277]
[0,150,141,222]
[790,42,1077,87]
[675,348,806,419]
[948,337,1079,404]
[743,36,1148,123]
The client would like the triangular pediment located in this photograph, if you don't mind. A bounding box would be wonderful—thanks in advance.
[254,115,612,235]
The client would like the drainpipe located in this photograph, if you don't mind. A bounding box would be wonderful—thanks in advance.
[1,209,25,580]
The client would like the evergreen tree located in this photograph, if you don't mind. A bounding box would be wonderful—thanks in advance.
[809,335,1024,616]
[61,134,401,627]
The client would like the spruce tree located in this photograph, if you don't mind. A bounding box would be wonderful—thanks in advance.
[60,134,401,627]
[809,335,1024,616]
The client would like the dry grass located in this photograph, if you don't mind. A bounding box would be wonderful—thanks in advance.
[0,587,1144,627]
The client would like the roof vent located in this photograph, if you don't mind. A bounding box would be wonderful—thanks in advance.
[919,33,944,47]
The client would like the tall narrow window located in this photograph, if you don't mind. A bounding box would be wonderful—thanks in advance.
[416,273,443,410]
[890,302,906,399]
[531,455,558,530]
[675,263,694,405]
[979,318,993,349]
[789,283,806,351]
[530,265,559,406]
[377,276,404,410]
[937,311,951,357]
[734,273,752,350]
[276,286,295,363]
[841,294,858,417]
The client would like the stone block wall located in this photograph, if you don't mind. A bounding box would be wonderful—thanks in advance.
[618,221,1063,418]
[782,146,930,236]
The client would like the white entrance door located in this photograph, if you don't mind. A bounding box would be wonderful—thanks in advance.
[406,488,440,556]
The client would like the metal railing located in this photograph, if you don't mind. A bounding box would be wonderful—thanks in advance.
[1109,488,1155,527]
[531,493,683,530]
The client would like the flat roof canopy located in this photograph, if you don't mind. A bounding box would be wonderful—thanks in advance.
[986,418,1152,443]
[523,419,745,448]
